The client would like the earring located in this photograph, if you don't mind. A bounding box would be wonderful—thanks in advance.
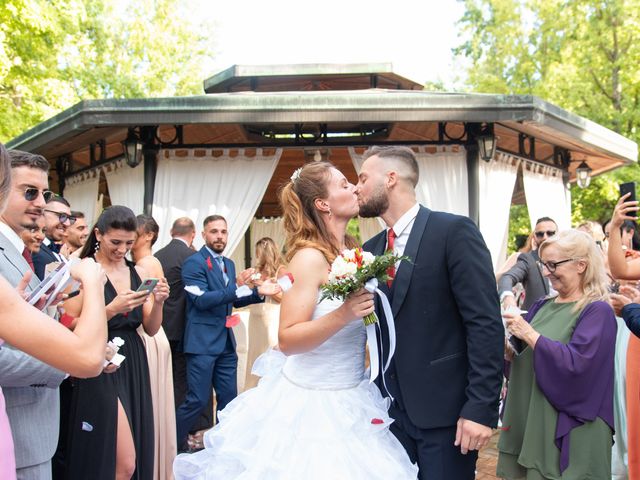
[95,240,100,252]
[328,207,332,218]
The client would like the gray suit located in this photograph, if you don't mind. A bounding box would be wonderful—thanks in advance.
[0,231,66,480]
[497,250,550,310]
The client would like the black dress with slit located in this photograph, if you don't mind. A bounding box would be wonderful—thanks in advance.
[65,261,154,480]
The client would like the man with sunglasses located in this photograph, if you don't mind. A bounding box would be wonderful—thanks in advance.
[0,150,68,480]
[32,196,75,280]
[498,217,558,311]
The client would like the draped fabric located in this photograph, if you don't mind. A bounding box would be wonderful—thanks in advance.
[348,146,469,217]
[152,149,282,254]
[479,152,521,270]
[522,161,571,231]
[63,169,101,228]
[103,159,144,215]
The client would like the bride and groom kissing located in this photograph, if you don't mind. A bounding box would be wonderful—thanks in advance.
[174,146,504,479]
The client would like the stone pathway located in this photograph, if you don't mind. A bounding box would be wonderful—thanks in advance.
[476,430,500,479]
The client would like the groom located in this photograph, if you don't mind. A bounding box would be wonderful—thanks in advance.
[357,146,504,479]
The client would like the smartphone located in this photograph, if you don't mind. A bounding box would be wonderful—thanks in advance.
[136,278,159,294]
[620,181,636,203]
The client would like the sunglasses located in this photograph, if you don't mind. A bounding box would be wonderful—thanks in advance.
[537,258,575,273]
[534,230,556,239]
[24,187,53,202]
[44,209,77,225]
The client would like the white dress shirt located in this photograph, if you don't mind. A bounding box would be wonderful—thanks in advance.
[0,221,25,253]
[387,203,420,267]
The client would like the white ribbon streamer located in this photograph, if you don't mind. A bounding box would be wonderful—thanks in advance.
[364,279,397,400]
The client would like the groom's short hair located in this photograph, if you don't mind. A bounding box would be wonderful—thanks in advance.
[362,146,419,187]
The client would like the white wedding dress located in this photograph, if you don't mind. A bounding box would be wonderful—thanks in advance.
[173,295,418,479]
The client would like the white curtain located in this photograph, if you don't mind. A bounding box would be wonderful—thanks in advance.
[523,161,571,231]
[479,152,521,270]
[63,169,101,228]
[152,148,282,254]
[229,217,286,269]
[348,146,468,217]
[103,159,144,215]
[415,146,468,216]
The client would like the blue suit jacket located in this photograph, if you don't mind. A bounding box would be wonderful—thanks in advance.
[181,246,263,355]
[363,205,504,429]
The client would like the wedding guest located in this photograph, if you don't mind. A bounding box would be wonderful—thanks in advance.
[1,148,70,480]
[63,206,169,480]
[175,215,277,450]
[253,236,286,302]
[20,214,46,254]
[495,232,534,282]
[608,193,640,479]
[499,229,616,478]
[244,237,287,390]
[0,143,108,480]
[32,195,74,280]
[154,217,214,452]
[499,217,558,310]
[131,214,177,480]
[60,211,89,257]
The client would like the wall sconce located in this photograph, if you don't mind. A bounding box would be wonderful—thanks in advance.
[477,133,497,162]
[122,128,143,168]
[575,161,592,188]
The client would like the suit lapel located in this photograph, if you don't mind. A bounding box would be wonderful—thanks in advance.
[531,250,549,294]
[0,233,38,290]
[391,206,431,318]
[201,247,225,286]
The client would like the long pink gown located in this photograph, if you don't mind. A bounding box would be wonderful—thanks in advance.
[0,340,17,480]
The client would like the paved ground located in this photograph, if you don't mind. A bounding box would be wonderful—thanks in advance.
[476,430,500,479]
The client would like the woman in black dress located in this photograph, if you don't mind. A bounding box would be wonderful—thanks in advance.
[64,206,169,480]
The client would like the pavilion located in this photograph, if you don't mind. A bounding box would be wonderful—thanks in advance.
[7,63,638,269]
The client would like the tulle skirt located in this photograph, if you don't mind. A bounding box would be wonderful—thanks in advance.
[173,350,418,479]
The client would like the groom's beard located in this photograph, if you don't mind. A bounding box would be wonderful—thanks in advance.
[358,184,389,218]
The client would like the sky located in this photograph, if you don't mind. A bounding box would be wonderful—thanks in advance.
[200,0,467,88]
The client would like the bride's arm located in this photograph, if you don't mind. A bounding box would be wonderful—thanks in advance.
[278,248,374,355]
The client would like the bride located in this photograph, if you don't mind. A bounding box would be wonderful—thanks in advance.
[173,161,418,479]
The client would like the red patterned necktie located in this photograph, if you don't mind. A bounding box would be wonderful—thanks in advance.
[22,247,35,272]
[386,228,396,287]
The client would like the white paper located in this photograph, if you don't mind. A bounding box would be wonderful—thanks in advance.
[185,285,205,297]
[235,285,253,298]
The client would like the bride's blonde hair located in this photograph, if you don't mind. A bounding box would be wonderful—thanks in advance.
[279,161,357,264]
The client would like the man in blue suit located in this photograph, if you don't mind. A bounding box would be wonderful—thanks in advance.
[357,146,504,480]
[175,214,280,448]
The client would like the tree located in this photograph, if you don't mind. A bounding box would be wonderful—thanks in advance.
[455,0,640,247]
[0,0,216,142]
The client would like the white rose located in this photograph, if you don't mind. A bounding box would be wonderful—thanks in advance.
[341,249,356,261]
[361,251,375,266]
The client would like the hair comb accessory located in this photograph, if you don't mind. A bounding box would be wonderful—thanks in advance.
[290,167,303,183]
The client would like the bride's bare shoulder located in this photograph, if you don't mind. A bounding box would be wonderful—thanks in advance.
[288,248,328,269]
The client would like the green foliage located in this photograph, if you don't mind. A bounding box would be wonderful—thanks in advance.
[0,0,216,142]
[456,0,640,239]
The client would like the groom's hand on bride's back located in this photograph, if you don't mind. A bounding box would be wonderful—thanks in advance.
[340,289,374,323]
[454,417,493,454]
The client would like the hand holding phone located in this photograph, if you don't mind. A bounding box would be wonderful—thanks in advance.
[620,182,637,203]
[136,278,159,295]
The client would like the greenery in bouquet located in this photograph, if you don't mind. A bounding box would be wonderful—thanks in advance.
[320,248,408,325]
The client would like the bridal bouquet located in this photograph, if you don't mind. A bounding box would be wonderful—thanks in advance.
[321,248,406,326]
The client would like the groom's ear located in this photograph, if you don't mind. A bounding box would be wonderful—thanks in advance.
[386,170,398,189]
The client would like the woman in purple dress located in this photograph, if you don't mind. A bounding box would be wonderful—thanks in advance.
[498,229,616,479]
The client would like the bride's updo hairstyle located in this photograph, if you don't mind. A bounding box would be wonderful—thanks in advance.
[280,161,357,263]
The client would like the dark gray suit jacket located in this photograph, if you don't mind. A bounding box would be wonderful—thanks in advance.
[497,250,550,310]
[0,230,66,469]
[155,238,193,342]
